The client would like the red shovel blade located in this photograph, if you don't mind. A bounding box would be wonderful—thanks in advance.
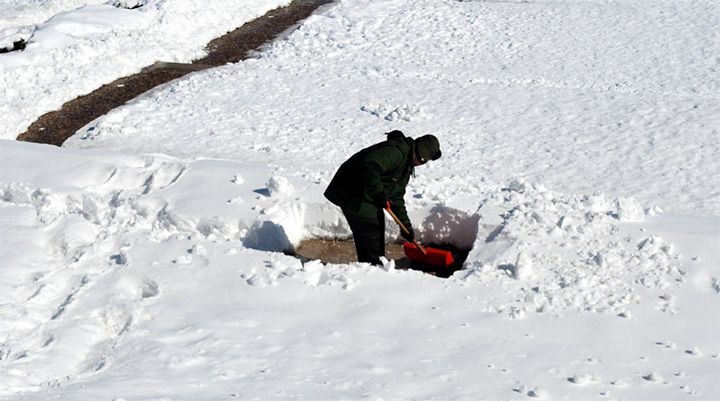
[403,242,455,267]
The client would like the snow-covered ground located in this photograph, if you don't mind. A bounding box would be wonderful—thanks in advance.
[0,0,289,139]
[1,0,719,400]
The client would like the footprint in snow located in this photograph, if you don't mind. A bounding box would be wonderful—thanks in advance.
[141,278,159,299]
[567,372,600,385]
[513,384,547,399]
[527,387,548,398]
[642,372,667,383]
[655,340,677,349]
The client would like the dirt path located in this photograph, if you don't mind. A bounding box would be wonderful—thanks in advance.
[17,0,335,146]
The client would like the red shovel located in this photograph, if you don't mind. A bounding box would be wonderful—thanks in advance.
[384,203,455,268]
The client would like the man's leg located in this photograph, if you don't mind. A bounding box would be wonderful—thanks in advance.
[343,208,385,265]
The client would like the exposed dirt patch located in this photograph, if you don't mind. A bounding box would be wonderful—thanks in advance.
[17,0,335,146]
[111,0,147,9]
[292,239,470,278]
[0,39,26,54]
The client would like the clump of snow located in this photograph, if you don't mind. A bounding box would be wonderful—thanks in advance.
[302,259,358,289]
[513,252,533,280]
[0,182,32,204]
[614,196,646,222]
[230,174,244,184]
[266,175,294,197]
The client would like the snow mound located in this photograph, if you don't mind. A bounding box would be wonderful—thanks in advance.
[460,180,684,315]
[417,205,480,250]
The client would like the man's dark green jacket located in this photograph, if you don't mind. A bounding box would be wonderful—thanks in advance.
[324,132,414,228]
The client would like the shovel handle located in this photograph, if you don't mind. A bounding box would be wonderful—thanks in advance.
[384,202,427,255]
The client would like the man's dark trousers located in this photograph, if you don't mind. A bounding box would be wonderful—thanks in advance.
[342,207,385,265]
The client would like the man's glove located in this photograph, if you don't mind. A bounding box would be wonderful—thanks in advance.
[400,226,415,242]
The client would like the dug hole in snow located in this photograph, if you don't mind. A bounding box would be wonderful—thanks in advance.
[245,173,479,273]
[231,169,683,318]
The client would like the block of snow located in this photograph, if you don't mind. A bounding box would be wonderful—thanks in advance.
[266,176,294,197]
[231,174,244,184]
[614,197,645,222]
[514,252,533,280]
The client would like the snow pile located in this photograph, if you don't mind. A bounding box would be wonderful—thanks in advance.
[461,180,683,315]
[0,0,290,139]
[416,204,481,250]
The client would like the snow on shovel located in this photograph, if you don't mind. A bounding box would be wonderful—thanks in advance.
[384,202,455,268]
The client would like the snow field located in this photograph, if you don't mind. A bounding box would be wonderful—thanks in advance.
[1,0,719,399]
[67,0,720,217]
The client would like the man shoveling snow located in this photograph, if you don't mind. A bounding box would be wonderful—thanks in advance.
[324,130,442,265]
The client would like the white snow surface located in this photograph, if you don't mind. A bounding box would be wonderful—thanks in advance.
[2,0,720,400]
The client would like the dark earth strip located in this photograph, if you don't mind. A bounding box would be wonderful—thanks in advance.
[17,0,335,146]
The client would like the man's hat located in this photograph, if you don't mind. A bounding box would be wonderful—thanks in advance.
[415,134,441,162]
